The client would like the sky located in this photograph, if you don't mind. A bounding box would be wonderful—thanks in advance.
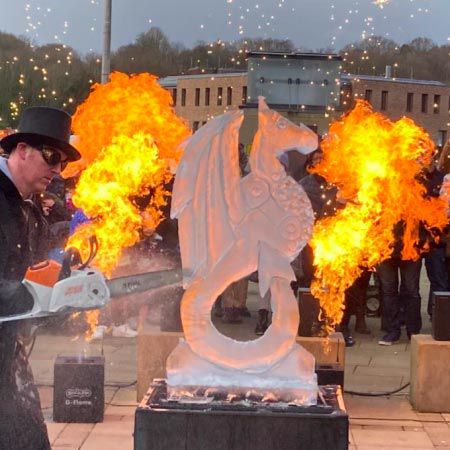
[0,0,449,54]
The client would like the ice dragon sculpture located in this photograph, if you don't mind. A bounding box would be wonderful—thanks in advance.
[167,97,319,404]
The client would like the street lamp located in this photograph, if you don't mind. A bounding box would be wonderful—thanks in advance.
[101,0,112,84]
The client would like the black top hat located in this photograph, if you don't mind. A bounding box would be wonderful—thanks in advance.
[0,106,81,161]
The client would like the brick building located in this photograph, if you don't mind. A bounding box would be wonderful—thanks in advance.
[160,72,248,132]
[341,73,450,146]
[160,58,450,146]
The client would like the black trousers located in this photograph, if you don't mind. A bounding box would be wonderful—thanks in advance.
[377,258,422,336]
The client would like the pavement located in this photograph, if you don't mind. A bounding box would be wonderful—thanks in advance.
[27,267,450,450]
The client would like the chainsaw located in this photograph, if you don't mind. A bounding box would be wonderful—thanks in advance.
[0,237,182,322]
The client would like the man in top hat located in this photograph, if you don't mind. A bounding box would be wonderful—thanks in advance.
[0,107,80,449]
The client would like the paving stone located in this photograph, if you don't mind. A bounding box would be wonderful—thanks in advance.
[358,341,409,352]
[351,418,423,428]
[357,447,435,450]
[52,423,95,448]
[81,434,133,450]
[424,427,450,446]
[369,354,411,369]
[362,424,404,431]
[416,412,446,422]
[344,352,372,366]
[81,420,134,450]
[104,404,136,416]
[352,428,434,448]
[52,446,79,450]
[105,387,118,403]
[354,365,410,378]
[38,386,53,409]
[45,422,66,444]
[344,395,419,420]
[345,373,403,392]
[110,387,137,404]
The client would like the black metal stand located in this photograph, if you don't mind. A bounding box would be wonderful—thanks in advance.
[134,380,348,450]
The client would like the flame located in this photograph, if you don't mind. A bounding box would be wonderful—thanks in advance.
[373,0,390,8]
[310,100,448,326]
[65,72,190,275]
[84,310,100,341]
[0,128,14,142]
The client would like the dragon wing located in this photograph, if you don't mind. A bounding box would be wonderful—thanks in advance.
[171,110,244,287]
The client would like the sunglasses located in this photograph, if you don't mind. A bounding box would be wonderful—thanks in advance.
[35,145,69,171]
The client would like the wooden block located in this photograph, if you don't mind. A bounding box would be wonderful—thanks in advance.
[137,325,345,401]
[410,334,450,412]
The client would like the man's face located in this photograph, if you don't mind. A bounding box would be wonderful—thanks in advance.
[19,143,67,194]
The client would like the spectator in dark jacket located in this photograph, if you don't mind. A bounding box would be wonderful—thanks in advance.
[422,151,449,318]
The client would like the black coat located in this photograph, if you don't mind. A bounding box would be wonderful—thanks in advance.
[0,170,51,450]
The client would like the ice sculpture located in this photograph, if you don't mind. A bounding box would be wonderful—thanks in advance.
[167,97,319,404]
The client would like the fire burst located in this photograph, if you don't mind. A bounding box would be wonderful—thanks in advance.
[373,0,390,8]
[65,72,190,276]
[310,100,447,326]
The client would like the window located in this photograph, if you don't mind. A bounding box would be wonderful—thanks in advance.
[195,88,200,106]
[193,121,200,132]
[421,94,428,113]
[181,89,186,107]
[406,92,414,112]
[438,130,448,147]
[171,88,177,106]
[205,88,210,106]
[364,89,372,103]
[433,94,441,114]
[217,87,223,106]
[381,90,388,111]
[242,86,247,104]
[227,87,232,106]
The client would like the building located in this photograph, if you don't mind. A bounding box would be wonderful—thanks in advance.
[341,72,450,146]
[159,72,248,133]
[160,56,450,147]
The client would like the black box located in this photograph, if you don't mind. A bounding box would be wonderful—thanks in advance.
[53,355,105,423]
[432,291,450,341]
[298,288,322,337]
[316,364,345,388]
[134,380,348,450]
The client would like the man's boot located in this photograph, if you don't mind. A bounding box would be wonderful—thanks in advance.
[255,309,269,335]
[337,311,355,347]
[355,301,370,334]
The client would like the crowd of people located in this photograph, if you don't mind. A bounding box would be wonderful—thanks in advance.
[0,104,449,449]
[212,138,450,349]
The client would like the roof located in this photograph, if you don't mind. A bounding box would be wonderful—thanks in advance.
[159,71,448,88]
[341,73,447,87]
[159,72,247,87]
[247,51,342,61]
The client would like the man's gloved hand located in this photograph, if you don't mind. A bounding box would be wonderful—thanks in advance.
[0,280,34,317]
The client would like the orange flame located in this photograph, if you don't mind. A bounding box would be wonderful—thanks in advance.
[310,100,448,326]
[65,72,190,275]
